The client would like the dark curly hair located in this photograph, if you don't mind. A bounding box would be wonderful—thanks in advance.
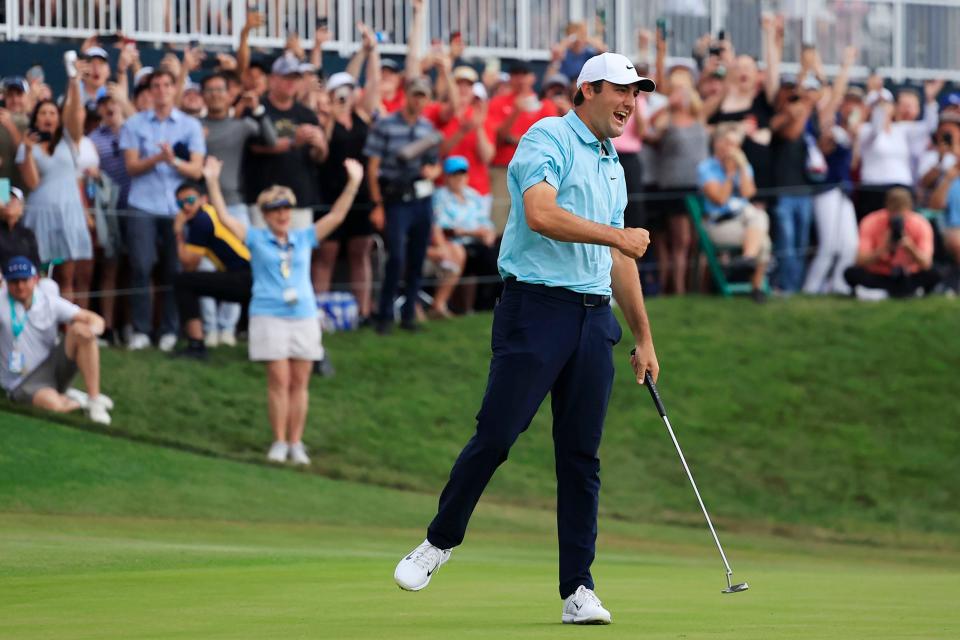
[28,99,64,155]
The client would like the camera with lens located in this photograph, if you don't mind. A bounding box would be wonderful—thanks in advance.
[889,214,905,246]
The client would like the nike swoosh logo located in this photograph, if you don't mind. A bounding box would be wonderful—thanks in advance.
[426,568,435,576]
[626,65,634,70]
[573,602,582,611]
[610,176,617,180]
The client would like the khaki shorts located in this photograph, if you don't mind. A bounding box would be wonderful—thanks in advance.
[248,315,324,362]
[9,341,77,404]
[706,204,772,262]
[489,166,510,234]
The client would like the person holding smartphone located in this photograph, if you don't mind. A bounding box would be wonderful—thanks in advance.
[0,186,40,268]
[17,53,93,304]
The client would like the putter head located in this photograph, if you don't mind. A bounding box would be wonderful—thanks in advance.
[722,582,749,594]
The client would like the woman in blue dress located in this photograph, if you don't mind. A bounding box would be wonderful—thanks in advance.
[17,63,92,303]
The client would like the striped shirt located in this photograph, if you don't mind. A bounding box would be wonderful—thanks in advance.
[89,125,131,209]
[363,112,439,184]
[184,204,251,272]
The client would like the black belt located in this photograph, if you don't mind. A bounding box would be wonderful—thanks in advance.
[504,278,611,307]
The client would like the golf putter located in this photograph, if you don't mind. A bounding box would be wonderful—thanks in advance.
[631,350,749,594]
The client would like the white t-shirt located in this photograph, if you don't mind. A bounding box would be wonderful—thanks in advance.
[0,281,79,392]
[76,136,100,176]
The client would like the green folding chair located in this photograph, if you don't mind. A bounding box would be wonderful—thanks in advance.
[685,194,769,297]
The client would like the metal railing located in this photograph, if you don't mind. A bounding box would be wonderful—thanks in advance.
[1,0,958,80]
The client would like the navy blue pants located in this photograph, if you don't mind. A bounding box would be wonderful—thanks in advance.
[427,281,622,599]
[126,213,179,336]
[378,197,432,323]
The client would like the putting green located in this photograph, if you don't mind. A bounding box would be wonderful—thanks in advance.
[1,417,958,639]
[1,514,958,639]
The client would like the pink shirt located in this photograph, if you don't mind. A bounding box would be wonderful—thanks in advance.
[612,95,647,154]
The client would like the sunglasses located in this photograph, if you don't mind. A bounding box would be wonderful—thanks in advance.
[262,198,293,212]
[177,195,199,207]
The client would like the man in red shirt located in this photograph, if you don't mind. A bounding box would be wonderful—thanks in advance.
[844,187,939,297]
[485,62,558,230]
[422,66,494,204]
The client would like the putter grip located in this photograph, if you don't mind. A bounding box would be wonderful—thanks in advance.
[645,372,667,418]
[631,348,667,417]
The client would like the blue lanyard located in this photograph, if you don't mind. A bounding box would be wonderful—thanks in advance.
[8,293,29,340]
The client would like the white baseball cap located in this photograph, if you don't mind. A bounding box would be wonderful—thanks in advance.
[576,52,655,93]
[326,72,356,93]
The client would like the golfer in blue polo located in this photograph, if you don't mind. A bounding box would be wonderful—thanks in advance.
[395,53,660,625]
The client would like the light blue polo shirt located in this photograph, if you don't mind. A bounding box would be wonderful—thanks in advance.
[696,157,754,220]
[119,108,206,216]
[497,110,627,296]
[246,226,318,319]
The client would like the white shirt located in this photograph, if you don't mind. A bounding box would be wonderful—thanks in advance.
[858,101,939,185]
[0,281,79,392]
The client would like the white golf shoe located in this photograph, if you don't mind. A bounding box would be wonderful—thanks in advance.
[562,585,611,625]
[288,442,311,466]
[266,441,289,463]
[394,539,451,591]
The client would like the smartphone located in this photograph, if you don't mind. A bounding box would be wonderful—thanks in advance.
[316,16,328,29]
[99,33,120,46]
[656,18,668,40]
[718,29,726,41]
[0,178,10,205]
[26,65,44,83]
[375,31,391,44]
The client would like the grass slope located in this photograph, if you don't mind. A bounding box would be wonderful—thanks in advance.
[5,296,959,544]
[2,415,959,640]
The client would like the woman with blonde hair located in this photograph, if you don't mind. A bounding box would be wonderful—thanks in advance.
[202,156,364,465]
[646,83,709,294]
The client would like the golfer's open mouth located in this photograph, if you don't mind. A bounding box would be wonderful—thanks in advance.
[613,110,628,125]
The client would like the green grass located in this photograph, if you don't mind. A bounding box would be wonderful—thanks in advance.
[6,296,958,544]
[2,415,959,639]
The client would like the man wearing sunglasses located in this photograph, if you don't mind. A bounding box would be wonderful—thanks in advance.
[171,179,251,360]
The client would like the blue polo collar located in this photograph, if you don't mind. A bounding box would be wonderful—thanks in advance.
[563,110,618,158]
[148,108,183,123]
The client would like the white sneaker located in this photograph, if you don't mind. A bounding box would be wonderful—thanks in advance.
[394,539,451,591]
[128,332,151,351]
[288,442,311,466]
[158,333,178,352]
[854,286,889,301]
[562,585,611,625]
[219,330,237,347]
[86,395,112,426]
[204,331,220,348]
[266,441,288,463]
[65,388,114,411]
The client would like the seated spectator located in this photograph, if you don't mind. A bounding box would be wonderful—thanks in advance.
[925,160,960,292]
[434,156,499,311]
[697,125,772,302]
[844,188,938,298]
[171,176,251,360]
[0,187,40,267]
[424,225,465,319]
[187,156,363,464]
[0,256,112,424]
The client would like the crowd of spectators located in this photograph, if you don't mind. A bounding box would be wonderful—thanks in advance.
[2,5,960,457]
